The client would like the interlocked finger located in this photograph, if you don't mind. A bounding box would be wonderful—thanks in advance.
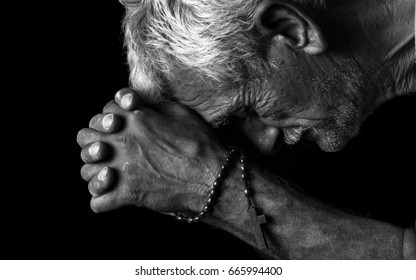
[103,101,129,116]
[81,164,106,182]
[77,128,103,148]
[88,167,115,197]
[115,88,140,111]
[80,141,108,164]
[89,113,122,133]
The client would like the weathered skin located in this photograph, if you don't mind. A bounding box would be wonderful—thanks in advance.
[78,97,227,213]
[77,0,416,259]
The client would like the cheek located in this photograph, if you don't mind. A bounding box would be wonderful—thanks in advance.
[253,72,318,119]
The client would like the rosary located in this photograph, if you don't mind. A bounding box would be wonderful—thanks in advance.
[176,147,269,250]
[239,152,269,250]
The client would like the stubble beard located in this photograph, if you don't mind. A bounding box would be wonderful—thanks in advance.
[305,61,379,152]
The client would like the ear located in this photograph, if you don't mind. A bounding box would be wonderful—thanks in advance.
[255,0,327,55]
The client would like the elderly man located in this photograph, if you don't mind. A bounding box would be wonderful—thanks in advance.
[77,0,415,259]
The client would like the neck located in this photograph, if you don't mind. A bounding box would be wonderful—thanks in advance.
[336,0,415,99]
[374,0,415,97]
[384,38,415,97]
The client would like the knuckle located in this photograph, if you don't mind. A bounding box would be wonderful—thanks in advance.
[128,107,153,125]
[121,161,132,173]
[116,135,129,148]
[125,184,144,206]
[129,109,145,122]
[183,140,201,157]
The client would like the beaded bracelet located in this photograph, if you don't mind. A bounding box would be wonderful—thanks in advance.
[175,147,269,250]
[175,147,240,224]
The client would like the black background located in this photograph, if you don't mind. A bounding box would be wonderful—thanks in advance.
[2,1,414,259]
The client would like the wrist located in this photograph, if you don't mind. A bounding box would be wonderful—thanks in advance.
[185,145,233,214]
[203,154,251,235]
[203,155,280,254]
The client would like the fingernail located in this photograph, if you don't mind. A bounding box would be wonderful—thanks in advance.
[97,167,108,181]
[103,114,114,130]
[89,142,100,157]
[121,94,133,108]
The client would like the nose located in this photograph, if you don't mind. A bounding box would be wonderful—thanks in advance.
[235,115,281,156]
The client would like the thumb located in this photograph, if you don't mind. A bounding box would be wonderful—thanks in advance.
[115,88,163,111]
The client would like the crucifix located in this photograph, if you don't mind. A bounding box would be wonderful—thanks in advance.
[239,152,269,250]
[247,197,268,250]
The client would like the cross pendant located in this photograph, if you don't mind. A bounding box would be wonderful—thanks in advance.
[247,206,268,250]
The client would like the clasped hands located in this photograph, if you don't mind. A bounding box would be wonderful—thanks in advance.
[77,89,228,215]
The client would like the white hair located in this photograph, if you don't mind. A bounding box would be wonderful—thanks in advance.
[123,0,275,95]
[121,0,329,96]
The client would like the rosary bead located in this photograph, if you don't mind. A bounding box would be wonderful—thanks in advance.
[206,198,213,205]
[175,147,244,224]
[175,146,268,251]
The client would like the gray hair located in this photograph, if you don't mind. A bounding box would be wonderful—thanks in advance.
[121,0,329,96]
